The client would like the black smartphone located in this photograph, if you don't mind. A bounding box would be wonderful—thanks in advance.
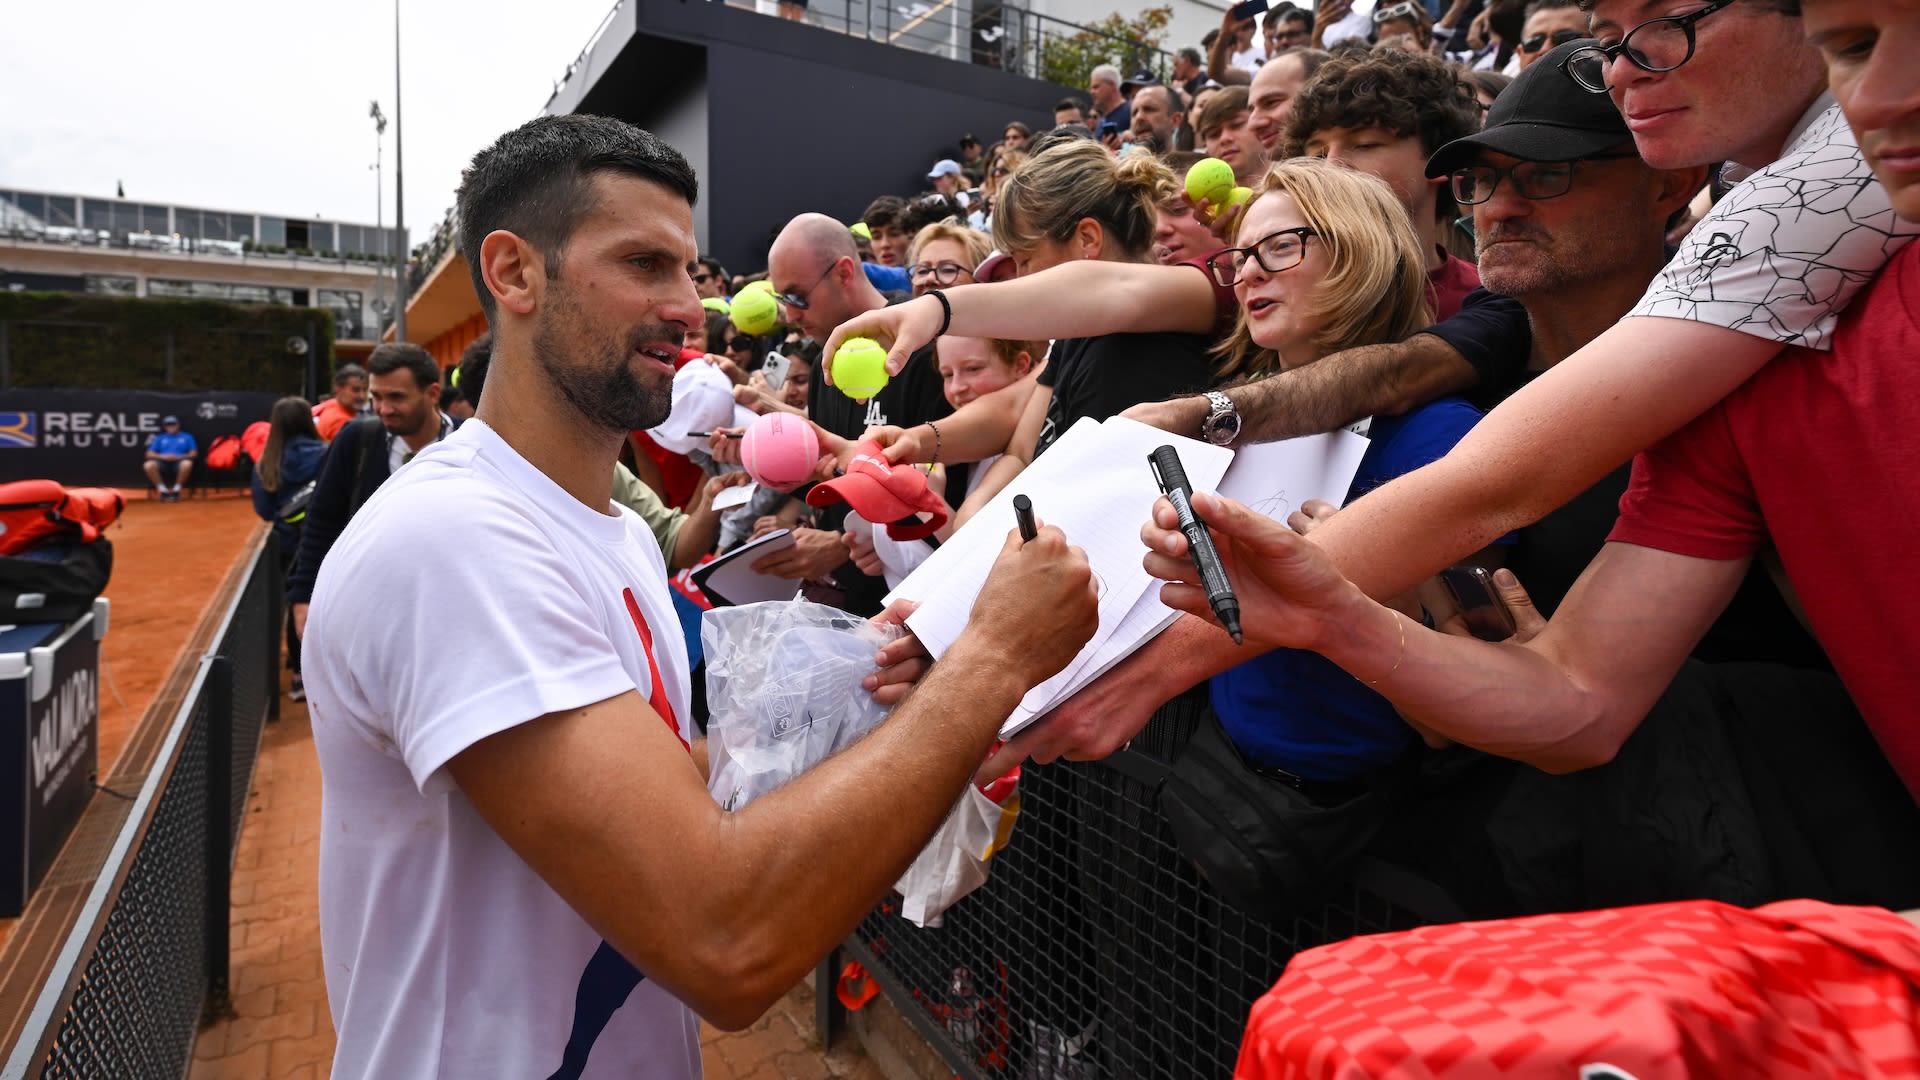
[1230,0,1270,22]
[1438,565,1516,642]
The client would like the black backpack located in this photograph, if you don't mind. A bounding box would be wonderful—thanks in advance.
[0,540,112,625]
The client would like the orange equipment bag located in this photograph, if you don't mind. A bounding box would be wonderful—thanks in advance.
[0,480,125,557]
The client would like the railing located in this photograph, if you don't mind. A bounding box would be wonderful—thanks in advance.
[0,225,393,273]
[819,690,1463,1079]
[0,533,282,1079]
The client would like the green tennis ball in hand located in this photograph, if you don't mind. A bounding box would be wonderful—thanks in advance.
[1185,158,1236,208]
[832,337,891,401]
[1225,186,1253,213]
[701,296,731,314]
[739,279,775,297]
[730,287,780,336]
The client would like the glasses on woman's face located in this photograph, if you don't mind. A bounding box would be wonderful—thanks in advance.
[908,261,973,287]
[1562,0,1735,94]
[1520,28,1587,54]
[1448,151,1640,205]
[1206,226,1317,287]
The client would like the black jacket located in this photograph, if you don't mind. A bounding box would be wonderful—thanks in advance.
[286,416,393,604]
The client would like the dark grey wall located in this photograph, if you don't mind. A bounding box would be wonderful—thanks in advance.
[559,1,1069,276]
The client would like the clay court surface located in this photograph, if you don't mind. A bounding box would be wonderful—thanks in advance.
[0,489,884,1077]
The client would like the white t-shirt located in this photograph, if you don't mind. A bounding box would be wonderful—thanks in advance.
[305,418,701,1080]
[1631,96,1920,350]
[1228,44,1263,74]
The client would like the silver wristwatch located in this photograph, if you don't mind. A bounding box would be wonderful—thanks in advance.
[1200,390,1240,446]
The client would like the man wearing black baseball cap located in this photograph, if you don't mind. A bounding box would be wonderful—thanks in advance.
[1424,37,1705,405]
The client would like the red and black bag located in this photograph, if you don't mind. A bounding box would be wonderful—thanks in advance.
[0,480,119,624]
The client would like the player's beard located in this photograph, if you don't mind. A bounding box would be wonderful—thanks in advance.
[532,279,678,434]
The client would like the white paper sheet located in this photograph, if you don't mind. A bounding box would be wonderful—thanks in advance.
[710,481,758,512]
[892,417,1232,722]
[1214,427,1372,523]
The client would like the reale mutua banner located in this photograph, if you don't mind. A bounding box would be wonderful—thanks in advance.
[0,389,280,486]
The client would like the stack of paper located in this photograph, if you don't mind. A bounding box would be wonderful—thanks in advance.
[887,415,1370,737]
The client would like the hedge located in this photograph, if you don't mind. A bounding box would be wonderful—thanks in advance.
[0,292,336,393]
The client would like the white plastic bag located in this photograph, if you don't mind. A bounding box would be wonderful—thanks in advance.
[894,770,1022,928]
[702,600,900,811]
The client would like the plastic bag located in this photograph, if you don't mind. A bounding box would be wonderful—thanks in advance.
[702,600,901,811]
[894,765,1022,927]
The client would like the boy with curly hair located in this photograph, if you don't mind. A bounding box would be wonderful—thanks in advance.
[1282,47,1484,318]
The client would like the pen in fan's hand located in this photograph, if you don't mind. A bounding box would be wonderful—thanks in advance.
[1148,445,1243,644]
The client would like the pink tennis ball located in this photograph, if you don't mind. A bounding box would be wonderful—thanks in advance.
[741,412,820,489]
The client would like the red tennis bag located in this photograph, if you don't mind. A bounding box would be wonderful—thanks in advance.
[0,480,124,557]
[1237,899,1920,1080]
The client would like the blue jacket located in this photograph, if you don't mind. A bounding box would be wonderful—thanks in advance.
[251,435,327,548]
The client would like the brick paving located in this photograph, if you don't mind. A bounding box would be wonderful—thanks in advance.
[190,686,889,1079]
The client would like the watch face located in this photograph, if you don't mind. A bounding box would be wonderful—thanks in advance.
[1204,411,1239,445]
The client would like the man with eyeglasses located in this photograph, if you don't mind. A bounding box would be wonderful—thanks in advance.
[760,213,955,614]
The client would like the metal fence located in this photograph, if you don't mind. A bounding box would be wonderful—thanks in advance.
[821,690,1463,1079]
[711,0,1172,86]
[1,534,282,1079]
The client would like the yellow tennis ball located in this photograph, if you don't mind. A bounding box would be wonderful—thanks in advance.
[832,337,890,401]
[1185,157,1236,207]
[701,296,730,314]
[730,288,779,336]
[850,221,873,241]
[1225,186,1253,212]
[739,279,775,297]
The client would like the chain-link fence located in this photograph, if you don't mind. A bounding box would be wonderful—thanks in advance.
[828,689,1458,1079]
[2,533,281,1078]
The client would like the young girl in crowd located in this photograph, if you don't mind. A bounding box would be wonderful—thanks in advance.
[851,334,1041,586]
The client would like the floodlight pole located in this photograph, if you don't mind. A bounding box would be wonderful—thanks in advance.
[393,0,409,342]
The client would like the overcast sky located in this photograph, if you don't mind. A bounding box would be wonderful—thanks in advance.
[0,0,617,239]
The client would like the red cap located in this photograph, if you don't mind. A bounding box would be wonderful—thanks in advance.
[806,440,950,541]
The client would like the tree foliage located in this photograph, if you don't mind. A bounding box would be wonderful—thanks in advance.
[1036,6,1174,91]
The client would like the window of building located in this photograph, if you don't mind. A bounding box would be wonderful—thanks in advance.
[317,288,366,338]
[84,275,138,296]
[257,217,285,247]
[148,279,294,305]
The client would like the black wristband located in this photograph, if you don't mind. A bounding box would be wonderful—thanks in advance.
[927,289,953,338]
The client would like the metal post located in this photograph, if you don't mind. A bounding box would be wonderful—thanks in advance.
[202,655,234,1020]
[393,0,409,343]
[815,947,844,1047]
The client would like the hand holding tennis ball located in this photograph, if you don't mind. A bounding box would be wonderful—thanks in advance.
[1185,157,1236,211]
[832,337,891,401]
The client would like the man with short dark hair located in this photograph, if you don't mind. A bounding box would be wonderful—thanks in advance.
[1053,96,1090,128]
[860,195,912,267]
[1128,84,1185,155]
[312,363,367,441]
[1247,46,1329,158]
[286,342,451,641]
[305,114,1099,1076]
[142,415,196,500]
[689,255,726,300]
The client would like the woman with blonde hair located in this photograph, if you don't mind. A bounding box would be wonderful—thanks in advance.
[1196,155,1502,785]
[905,220,992,298]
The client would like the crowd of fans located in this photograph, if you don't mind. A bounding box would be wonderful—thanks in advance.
[277,0,1920,1070]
